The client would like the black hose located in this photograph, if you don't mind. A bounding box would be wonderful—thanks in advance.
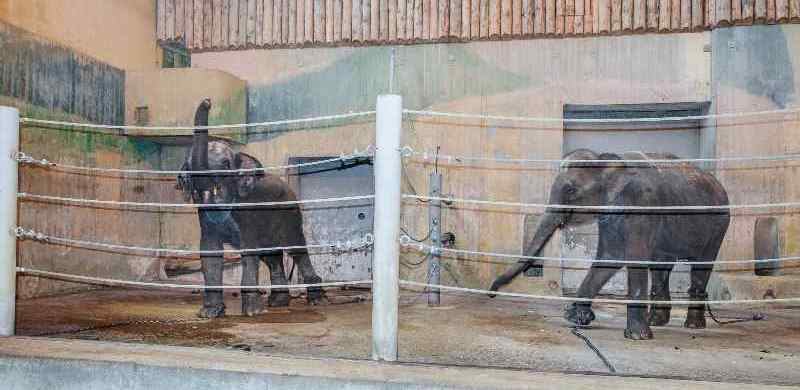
[571,327,617,373]
[706,304,766,325]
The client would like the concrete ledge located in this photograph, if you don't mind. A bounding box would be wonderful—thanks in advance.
[0,337,794,390]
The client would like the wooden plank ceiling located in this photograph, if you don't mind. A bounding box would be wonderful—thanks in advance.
[157,0,800,51]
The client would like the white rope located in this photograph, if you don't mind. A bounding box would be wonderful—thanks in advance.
[18,193,375,209]
[15,227,374,256]
[403,194,800,211]
[405,149,800,165]
[403,107,800,124]
[402,239,800,266]
[15,149,373,175]
[399,280,800,305]
[20,111,376,132]
[17,267,372,290]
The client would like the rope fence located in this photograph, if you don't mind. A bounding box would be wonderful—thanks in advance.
[13,268,799,305]
[399,280,800,305]
[403,148,800,166]
[401,239,800,266]
[15,228,374,257]
[9,98,800,362]
[402,194,800,211]
[15,148,373,176]
[20,111,376,134]
[17,268,372,290]
[403,107,800,124]
[18,193,375,210]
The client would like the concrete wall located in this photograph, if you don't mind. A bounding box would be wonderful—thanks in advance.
[1,1,253,298]
[0,1,164,298]
[0,0,160,71]
[125,68,247,128]
[191,25,800,300]
[711,25,800,300]
[0,21,126,125]
[12,97,165,299]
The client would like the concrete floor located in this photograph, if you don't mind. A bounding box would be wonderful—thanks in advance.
[14,288,800,386]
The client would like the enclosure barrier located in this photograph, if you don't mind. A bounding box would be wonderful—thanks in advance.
[0,106,18,337]
[4,100,800,365]
[371,95,403,361]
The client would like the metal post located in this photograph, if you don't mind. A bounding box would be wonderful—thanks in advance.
[371,94,402,361]
[427,172,442,306]
[0,106,19,337]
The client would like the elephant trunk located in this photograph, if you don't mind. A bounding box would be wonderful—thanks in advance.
[489,211,564,295]
[191,99,211,188]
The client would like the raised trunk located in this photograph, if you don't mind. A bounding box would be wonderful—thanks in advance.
[191,102,210,171]
[489,211,563,294]
[191,101,211,192]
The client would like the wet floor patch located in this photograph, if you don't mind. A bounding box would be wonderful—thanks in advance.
[14,288,800,385]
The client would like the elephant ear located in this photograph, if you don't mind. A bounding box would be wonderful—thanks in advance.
[596,152,633,204]
[234,152,265,193]
[176,159,194,202]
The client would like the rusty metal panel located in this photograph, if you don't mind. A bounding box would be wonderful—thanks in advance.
[289,157,375,282]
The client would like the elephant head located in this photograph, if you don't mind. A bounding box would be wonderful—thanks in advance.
[489,149,624,293]
[234,152,265,199]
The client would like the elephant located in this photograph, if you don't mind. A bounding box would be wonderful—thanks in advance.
[177,98,324,318]
[234,152,325,316]
[489,149,730,340]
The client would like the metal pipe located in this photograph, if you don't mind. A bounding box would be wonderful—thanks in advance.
[0,106,19,337]
[428,172,442,306]
[371,95,402,361]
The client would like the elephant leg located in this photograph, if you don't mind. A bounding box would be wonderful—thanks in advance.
[622,213,656,340]
[648,263,674,326]
[685,222,726,329]
[566,263,621,327]
[265,253,291,307]
[198,236,226,319]
[624,265,653,340]
[291,250,326,305]
[566,213,625,327]
[241,255,265,316]
[685,264,712,329]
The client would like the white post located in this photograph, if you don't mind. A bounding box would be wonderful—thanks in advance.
[372,94,402,361]
[0,106,19,337]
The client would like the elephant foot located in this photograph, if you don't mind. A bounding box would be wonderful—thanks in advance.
[624,320,654,340]
[304,276,326,305]
[487,281,501,298]
[684,307,707,329]
[648,306,672,326]
[625,304,653,340]
[268,290,291,307]
[241,293,266,317]
[197,304,226,319]
[307,287,327,305]
[565,303,596,327]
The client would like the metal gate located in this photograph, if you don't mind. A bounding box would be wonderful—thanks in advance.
[289,156,374,282]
